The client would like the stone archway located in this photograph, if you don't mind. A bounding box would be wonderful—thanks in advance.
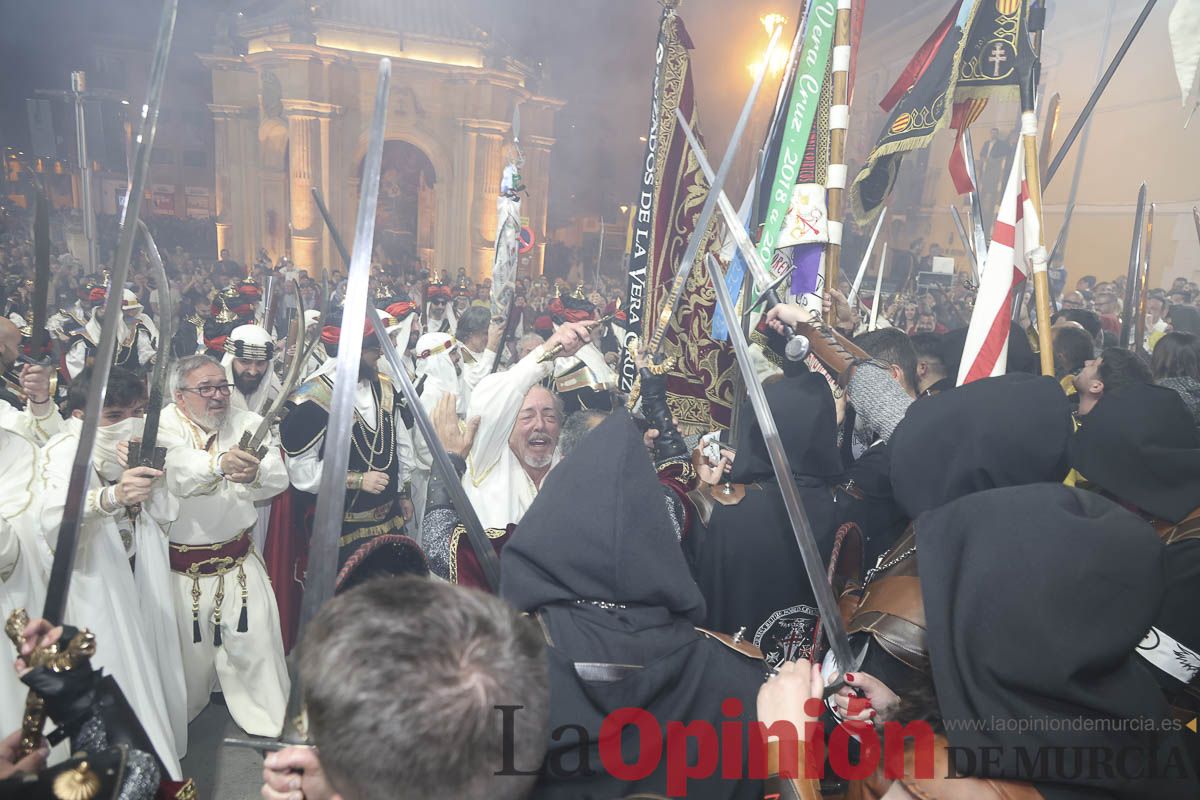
[364,140,437,272]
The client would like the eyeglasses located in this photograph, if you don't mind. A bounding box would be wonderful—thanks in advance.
[182,383,233,398]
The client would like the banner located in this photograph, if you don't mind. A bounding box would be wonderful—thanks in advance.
[756,0,838,276]
[618,6,672,394]
[849,0,979,223]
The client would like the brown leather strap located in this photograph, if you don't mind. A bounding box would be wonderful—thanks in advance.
[792,320,870,381]
[1155,507,1200,546]
[695,627,765,660]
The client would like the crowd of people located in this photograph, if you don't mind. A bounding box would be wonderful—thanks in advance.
[0,200,1198,800]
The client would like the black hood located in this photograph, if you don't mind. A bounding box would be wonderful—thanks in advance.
[889,373,1072,517]
[1069,382,1200,523]
[918,484,1193,798]
[500,409,705,623]
[728,371,842,485]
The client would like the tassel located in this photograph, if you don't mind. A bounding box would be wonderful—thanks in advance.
[237,565,248,633]
[213,623,222,648]
[213,574,226,649]
[190,579,202,643]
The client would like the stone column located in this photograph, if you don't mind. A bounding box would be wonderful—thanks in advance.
[525,134,556,278]
[208,104,248,260]
[462,119,509,281]
[282,100,341,272]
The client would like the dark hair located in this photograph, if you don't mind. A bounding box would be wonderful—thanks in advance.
[909,332,944,364]
[1168,290,1195,305]
[1077,275,1097,289]
[853,327,918,394]
[1053,308,1102,344]
[66,366,146,415]
[1052,325,1095,378]
[1167,304,1200,336]
[299,578,549,800]
[1097,347,1152,397]
[1151,331,1200,381]
[455,305,491,340]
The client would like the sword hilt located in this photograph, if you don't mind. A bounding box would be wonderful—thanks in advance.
[536,314,614,363]
[238,430,269,461]
[125,439,167,519]
[5,609,98,758]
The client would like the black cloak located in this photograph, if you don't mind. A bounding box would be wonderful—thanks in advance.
[889,372,1072,518]
[694,372,849,667]
[501,411,765,800]
[918,484,1196,799]
[1068,382,1200,524]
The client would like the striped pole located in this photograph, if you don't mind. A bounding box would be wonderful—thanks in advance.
[823,0,855,296]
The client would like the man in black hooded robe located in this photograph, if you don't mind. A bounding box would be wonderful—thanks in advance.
[500,410,766,800]
[692,371,875,669]
[1068,382,1200,764]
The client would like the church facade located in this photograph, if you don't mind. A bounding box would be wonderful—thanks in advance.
[200,0,562,279]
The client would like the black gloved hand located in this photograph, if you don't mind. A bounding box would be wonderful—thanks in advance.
[640,367,688,463]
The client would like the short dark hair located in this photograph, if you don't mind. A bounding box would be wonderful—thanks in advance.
[853,327,918,394]
[1077,275,1097,289]
[1097,347,1152,397]
[1052,325,1095,378]
[1054,308,1102,344]
[909,332,944,365]
[66,366,146,415]
[1151,331,1200,381]
[299,578,549,800]
[455,305,492,340]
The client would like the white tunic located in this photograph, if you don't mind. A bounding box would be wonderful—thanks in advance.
[157,403,291,736]
[0,399,63,445]
[463,346,558,530]
[38,419,185,778]
[0,430,44,737]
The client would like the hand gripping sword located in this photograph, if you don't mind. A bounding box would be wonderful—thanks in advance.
[310,191,501,592]
[6,0,178,758]
[706,252,864,689]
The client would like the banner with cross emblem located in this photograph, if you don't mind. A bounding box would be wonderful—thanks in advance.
[956,0,1033,102]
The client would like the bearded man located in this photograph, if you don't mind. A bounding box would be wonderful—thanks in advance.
[281,320,417,568]
[157,354,290,736]
[459,320,592,547]
[222,323,281,414]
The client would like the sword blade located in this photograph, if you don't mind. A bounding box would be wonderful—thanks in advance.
[706,253,856,680]
[28,190,51,358]
[42,0,177,626]
[1038,91,1061,182]
[960,127,990,274]
[298,58,391,633]
[848,207,887,307]
[135,220,174,454]
[1120,183,1148,351]
[647,22,782,359]
[1135,202,1154,349]
[949,205,980,280]
[311,187,500,591]
[1044,0,1157,187]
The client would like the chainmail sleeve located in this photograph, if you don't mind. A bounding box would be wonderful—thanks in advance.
[422,452,468,580]
[847,360,914,444]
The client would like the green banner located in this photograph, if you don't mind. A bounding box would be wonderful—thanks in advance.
[756,0,838,271]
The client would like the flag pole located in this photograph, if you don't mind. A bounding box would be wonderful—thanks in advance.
[1020,11,1054,377]
[823,0,856,297]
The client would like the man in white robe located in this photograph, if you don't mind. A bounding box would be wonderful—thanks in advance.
[222,323,284,553]
[462,321,592,530]
[38,365,184,777]
[0,318,62,444]
[157,354,290,736]
[409,332,464,537]
[455,305,503,405]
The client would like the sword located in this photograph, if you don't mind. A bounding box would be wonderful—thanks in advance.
[311,189,500,593]
[1120,183,1147,352]
[1134,202,1154,350]
[1044,0,1157,187]
[298,58,392,647]
[22,190,52,363]
[41,0,176,628]
[1038,91,1061,182]
[847,207,887,308]
[706,253,862,687]
[237,280,326,459]
[960,127,990,276]
[537,315,614,364]
[644,22,782,363]
[674,112,810,362]
[1193,206,1200,250]
[949,205,980,281]
[126,220,174,478]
